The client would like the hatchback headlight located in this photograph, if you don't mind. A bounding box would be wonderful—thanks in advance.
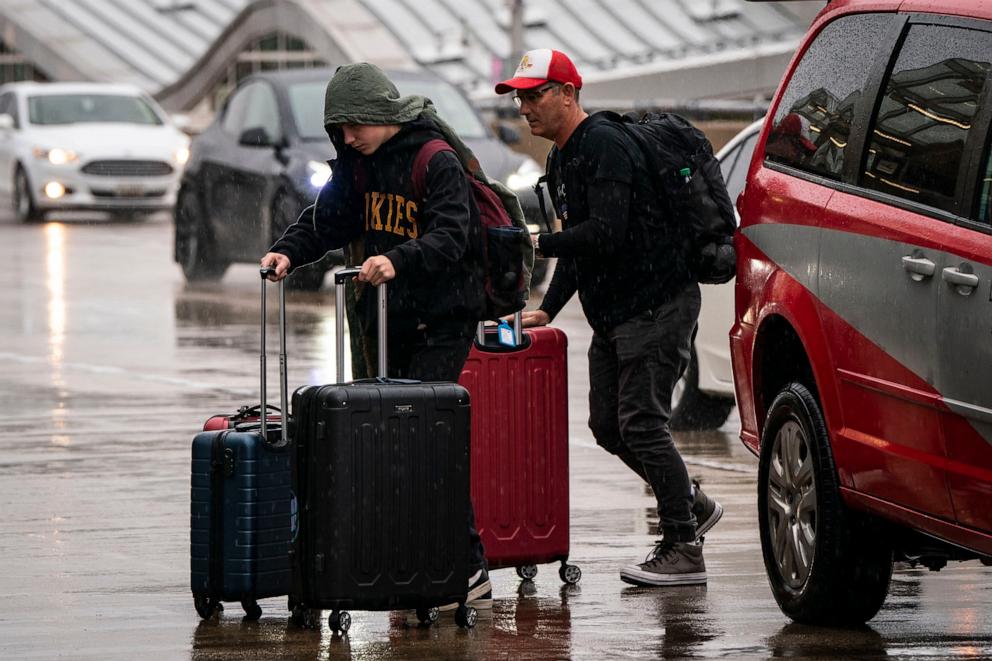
[506,157,543,191]
[308,160,332,188]
[175,146,190,165]
[33,147,79,165]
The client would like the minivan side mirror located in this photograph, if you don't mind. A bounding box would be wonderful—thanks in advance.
[239,126,274,148]
[0,114,14,131]
[497,123,521,145]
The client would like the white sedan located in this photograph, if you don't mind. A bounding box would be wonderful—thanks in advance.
[0,82,189,222]
[670,118,762,430]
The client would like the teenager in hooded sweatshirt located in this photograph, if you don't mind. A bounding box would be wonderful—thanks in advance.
[260,62,491,610]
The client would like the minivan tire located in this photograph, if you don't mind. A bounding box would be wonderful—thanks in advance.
[759,382,892,626]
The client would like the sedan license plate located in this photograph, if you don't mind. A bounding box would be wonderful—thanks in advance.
[116,184,145,197]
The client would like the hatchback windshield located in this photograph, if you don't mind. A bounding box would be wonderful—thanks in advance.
[28,94,163,126]
[288,79,487,141]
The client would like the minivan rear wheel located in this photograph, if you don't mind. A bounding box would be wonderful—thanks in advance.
[759,382,892,625]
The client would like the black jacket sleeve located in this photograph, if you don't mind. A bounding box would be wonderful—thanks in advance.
[384,150,471,275]
[538,125,634,260]
[269,159,362,270]
[538,257,577,321]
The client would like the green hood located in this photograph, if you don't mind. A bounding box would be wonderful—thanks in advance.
[323,63,481,182]
[323,63,426,126]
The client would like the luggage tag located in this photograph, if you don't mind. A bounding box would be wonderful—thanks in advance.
[497,319,517,347]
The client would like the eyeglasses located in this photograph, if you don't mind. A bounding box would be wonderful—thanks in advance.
[512,83,560,108]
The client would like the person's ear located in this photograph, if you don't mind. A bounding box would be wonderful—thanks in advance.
[561,83,576,105]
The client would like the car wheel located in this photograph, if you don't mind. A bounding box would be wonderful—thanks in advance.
[174,187,229,283]
[272,192,325,291]
[759,382,892,626]
[13,166,42,223]
[670,351,734,430]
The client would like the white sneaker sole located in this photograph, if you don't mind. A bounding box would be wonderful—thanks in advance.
[619,567,707,587]
[695,500,724,540]
[438,579,492,612]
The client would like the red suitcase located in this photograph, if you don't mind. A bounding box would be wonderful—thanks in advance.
[459,318,581,584]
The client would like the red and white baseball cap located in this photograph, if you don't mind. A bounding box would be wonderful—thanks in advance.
[495,49,582,94]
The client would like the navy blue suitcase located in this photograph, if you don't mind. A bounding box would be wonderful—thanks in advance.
[190,268,294,621]
[288,269,475,633]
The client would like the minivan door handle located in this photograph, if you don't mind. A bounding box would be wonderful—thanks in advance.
[902,254,935,281]
[942,265,979,295]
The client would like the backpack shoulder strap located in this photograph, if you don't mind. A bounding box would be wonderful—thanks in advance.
[411,138,456,200]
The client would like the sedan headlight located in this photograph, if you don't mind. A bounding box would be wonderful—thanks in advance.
[308,160,332,188]
[506,157,543,191]
[175,146,190,165]
[32,147,79,165]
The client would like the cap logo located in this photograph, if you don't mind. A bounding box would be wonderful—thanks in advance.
[517,54,534,72]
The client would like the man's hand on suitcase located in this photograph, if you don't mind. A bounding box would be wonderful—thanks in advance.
[515,310,551,328]
[260,253,292,281]
[358,255,395,286]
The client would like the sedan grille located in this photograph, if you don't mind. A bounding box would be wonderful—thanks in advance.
[82,160,174,177]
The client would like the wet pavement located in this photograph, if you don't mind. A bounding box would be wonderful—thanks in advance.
[2,212,991,660]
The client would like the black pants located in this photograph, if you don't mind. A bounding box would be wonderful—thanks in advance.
[588,283,702,543]
[377,319,487,574]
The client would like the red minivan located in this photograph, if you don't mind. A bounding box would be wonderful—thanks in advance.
[733,0,992,625]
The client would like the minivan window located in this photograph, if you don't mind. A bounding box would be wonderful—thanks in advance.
[765,14,891,180]
[862,25,991,214]
[977,148,992,225]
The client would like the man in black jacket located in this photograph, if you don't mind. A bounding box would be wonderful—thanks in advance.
[496,49,723,586]
[261,62,491,609]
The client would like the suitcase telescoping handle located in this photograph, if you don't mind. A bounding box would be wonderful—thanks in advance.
[259,267,289,445]
[334,267,387,382]
[476,311,523,346]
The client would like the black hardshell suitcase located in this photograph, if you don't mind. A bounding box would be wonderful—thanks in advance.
[190,269,294,621]
[289,268,475,633]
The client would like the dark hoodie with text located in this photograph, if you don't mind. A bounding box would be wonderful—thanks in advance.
[270,117,485,335]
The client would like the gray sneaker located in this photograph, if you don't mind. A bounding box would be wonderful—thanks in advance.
[692,481,724,540]
[620,541,707,586]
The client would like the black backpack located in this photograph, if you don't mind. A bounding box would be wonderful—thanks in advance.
[536,111,737,284]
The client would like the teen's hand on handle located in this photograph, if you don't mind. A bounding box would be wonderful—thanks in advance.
[518,310,551,328]
[260,253,291,281]
[358,255,395,286]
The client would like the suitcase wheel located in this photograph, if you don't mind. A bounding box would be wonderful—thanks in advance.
[193,594,223,620]
[454,604,477,629]
[515,564,539,581]
[329,610,351,635]
[416,606,440,626]
[241,598,262,622]
[559,563,582,585]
